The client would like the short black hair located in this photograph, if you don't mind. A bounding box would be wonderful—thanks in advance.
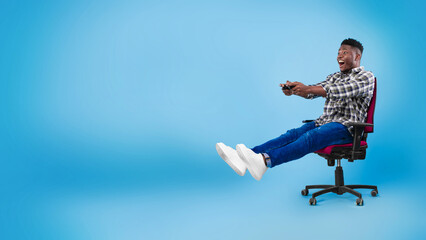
[341,38,363,54]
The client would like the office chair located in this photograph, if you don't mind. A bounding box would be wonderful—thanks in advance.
[301,78,378,206]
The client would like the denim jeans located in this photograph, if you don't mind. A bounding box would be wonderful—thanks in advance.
[251,122,353,168]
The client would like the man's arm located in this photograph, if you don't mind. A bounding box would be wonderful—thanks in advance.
[306,85,326,97]
[323,72,375,99]
[287,82,326,98]
[286,71,375,99]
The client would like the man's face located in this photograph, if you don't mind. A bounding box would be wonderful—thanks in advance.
[337,44,360,72]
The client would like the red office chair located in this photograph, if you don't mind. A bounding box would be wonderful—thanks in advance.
[301,78,378,206]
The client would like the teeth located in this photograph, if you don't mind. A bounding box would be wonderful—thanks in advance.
[339,60,344,63]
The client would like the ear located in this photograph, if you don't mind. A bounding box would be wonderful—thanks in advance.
[355,53,361,62]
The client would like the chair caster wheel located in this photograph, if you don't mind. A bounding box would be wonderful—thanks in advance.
[301,189,309,196]
[356,198,364,206]
[371,190,378,197]
[309,198,317,205]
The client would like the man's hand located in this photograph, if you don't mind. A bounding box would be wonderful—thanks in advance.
[288,81,310,98]
[280,81,293,96]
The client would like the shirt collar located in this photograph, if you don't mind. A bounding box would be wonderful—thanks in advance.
[339,66,364,76]
[350,66,364,73]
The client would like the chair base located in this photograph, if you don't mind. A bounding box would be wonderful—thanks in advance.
[302,166,378,206]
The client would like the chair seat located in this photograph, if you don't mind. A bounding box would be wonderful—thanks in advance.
[315,141,367,155]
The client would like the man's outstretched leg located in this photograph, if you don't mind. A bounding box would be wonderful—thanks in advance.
[216,122,316,178]
[264,122,353,167]
[231,122,353,180]
[251,121,316,154]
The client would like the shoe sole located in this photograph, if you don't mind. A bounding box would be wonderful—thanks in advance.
[216,143,245,176]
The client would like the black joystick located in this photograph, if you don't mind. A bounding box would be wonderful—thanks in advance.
[282,85,295,91]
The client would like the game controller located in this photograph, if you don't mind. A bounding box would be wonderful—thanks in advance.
[281,84,295,91]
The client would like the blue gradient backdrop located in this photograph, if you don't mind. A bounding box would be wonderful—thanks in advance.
[1,0,426,239]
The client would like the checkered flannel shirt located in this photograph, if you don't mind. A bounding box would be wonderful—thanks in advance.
[307,66,375,134]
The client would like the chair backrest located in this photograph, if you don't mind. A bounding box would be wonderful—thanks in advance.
[364,78,377,133]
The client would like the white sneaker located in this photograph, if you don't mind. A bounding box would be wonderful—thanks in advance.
[216,142,247,176]
[236,144,267,181]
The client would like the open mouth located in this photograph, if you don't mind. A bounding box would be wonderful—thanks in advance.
[338,60,345,67]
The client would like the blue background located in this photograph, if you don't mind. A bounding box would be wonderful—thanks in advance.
[1,0,426,239]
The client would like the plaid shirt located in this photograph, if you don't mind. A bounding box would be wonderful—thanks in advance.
[308,66,375,134]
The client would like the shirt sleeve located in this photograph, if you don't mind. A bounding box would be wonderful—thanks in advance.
[306,74,332,99]
[322,71,375,99]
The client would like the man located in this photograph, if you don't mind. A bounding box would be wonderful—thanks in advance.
[216,38,375,181]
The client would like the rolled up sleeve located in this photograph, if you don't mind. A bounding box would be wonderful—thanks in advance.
[307,75,332,99]
[323,71,375,99]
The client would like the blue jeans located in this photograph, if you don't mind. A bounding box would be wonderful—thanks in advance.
[251,122,353,168]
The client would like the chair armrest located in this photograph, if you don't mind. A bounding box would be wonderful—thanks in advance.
[348,122,374,160]
[347,122,374,127]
